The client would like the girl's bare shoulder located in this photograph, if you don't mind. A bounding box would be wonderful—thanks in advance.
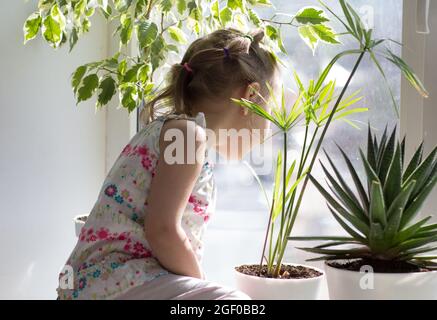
[158,117,207,166]
[160,117,207,145]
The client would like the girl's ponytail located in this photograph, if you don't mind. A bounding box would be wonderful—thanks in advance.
[173,61,195,116]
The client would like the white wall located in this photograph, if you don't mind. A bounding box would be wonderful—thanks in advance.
[0,2,108,299]
[105,21,138,171]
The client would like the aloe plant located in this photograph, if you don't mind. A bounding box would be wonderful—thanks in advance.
[291,126,437,269]
[234,0,429,278]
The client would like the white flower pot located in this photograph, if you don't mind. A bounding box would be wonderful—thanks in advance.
[74,214,88,237]
[234,263,325,300]
[325,261,437,300]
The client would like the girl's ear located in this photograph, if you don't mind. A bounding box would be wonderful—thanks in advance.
[243,82,261,101]
[239,82,261,116]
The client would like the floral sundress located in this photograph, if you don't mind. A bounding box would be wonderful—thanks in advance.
[57,112,216,300]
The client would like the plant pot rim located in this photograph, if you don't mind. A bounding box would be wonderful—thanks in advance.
[324,259,437,276]
[234,262,325,282]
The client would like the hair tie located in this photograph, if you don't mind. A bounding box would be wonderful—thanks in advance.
[223,47,230,59]
[183,62,193,74]
[243,34,253,42]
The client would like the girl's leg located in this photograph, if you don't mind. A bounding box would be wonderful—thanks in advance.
[116,273,250,300]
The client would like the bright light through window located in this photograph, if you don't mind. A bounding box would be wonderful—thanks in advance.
[203,0,403,286]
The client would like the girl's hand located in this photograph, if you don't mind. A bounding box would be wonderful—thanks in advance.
[144,119,206,280]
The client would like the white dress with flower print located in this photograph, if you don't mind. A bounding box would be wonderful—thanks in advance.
[57,112,216,300]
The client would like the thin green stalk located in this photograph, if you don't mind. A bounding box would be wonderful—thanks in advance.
[272,124,318,274]
[298,126,309,175]
[270,222,281,273]
[268,222,274,272]
[279,132,288,243]
[272,129,299,276]
[268,131,288,276]
[301,126,319,174]
[259,199,275,276]
[274,126,320,269]
[275,50,367,269]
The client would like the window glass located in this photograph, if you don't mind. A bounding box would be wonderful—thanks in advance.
[203,0,402,286]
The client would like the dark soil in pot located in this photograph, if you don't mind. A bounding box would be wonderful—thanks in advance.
[326,259,432,273]
[235,264,322,279]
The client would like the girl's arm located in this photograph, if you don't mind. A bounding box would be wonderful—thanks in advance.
[144,119,206,279]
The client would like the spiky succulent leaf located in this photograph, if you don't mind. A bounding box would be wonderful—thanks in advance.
[396,233,437,253]
[369,181,386,226]
[383,142,402,206]
[401,176,437,227]
[320,161,367,223]
[323,149,364,212]
[384,207,402,241]
[360,148,381,187]
[376,126,388,166]
[326,205,367,242]
[367,125,377,168]
[401,136,406,168]
[401,245,437,261]
[404,142,424,181]
[309,175,370,235]
[396,216,432,244]
[377,127,397,184]
[369,222,386,253]
[403,146,437,197]
[386,180,416,220]
[338,146,369,211]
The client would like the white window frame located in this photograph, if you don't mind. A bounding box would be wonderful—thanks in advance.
[401,0,437,212]
[401,0,425,156]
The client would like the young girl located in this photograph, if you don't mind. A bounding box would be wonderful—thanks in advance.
[57,28,279,300]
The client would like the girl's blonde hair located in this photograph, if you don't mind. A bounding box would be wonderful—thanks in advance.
[140,28,278,124]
